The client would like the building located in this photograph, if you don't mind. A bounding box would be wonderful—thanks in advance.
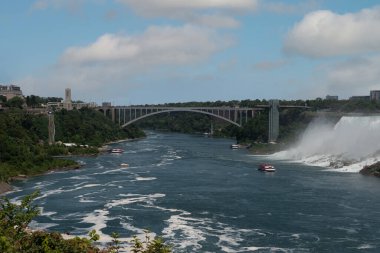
[64,88,73,110]
[349,96,370,101]
[370,90,380,101]
[0,84,23,100]
[47,88,97,110]
[325,95,338,101]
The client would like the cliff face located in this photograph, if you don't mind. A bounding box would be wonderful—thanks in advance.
[360,162,380,177]
[0,182,12,194]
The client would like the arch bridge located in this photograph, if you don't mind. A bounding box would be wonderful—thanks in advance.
[98,100,309,142]
[98,106,263,128]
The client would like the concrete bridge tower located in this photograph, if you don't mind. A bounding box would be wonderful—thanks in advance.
[48,111,55,145]
[268,99,279,143]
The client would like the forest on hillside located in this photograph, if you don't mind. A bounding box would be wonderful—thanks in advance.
[0,108,145,182]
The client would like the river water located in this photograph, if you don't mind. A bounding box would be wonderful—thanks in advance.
[7,132,380,252]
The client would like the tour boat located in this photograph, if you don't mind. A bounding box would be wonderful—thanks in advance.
[258,163,276,172]
[231,144,240,149]
[110,148,124,153]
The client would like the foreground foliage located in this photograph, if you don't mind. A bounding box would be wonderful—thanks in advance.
[0,192,171,253]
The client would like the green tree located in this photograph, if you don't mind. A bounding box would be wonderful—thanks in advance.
[5,97,24,109]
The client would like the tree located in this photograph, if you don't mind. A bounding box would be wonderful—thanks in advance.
[5,96,24,109]
[0,95,6,104]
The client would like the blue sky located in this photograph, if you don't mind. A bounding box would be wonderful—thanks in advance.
[1,0,380,105]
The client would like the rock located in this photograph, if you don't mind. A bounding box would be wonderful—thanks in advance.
[0,182,12,194]
[360,162,380,177]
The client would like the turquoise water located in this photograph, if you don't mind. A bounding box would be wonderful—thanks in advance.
[7,132,380,252]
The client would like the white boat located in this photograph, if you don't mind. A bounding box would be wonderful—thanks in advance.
[111,148,124,153]
[231,144,240,149]
[258,163,276,172]
[120,163,129,167]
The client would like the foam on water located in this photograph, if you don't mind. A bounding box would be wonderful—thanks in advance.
[39,206,57,217]
[162,213,207,250]
[105,193,165,208]
[158,205,272,252]
[70,175,92,180]
[272,116,380,172]
[29,220,59,230]
[134,176,157,181]
[81,209,113,242]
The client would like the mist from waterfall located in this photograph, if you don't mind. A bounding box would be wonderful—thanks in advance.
[273,116,380,172]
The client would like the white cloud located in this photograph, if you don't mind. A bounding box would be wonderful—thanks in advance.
[22,25,233,101]
[61,25,232,66]
[117,0,258,16]
[191,14,240,29]
[326,56,380,96]
[298,55,380,99]
[262,0,320,15]
[284,6,380,57]
[116,0,258,28]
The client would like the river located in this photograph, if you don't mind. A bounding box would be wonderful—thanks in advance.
[6,132,380,252]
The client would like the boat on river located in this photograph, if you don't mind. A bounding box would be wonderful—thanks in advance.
[110,148,124,153]
[258,163,276,172]
[231,144,241,149]
[120,163,129,167]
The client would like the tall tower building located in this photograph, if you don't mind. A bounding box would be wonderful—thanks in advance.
[64,88,72,110]
[370,90,380,101]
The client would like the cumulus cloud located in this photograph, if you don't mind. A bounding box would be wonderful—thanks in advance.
[116,0,258,28]
[190,14,240,29]
[284,6,380,57]
[61,25,232,66]
[22,25,233,100]
[117,0,258,16]
[262,0,320,15]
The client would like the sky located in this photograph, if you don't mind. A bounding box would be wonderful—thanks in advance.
[1,0,380,105]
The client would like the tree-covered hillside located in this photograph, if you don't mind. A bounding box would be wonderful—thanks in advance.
[53,107,145,146]
[0,108,145,182]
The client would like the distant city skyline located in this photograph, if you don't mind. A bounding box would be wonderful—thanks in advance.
[1,0,380,105]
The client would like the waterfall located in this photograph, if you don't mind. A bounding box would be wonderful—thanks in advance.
[273,116,380,172]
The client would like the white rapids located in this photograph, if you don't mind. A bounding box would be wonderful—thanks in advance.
[272,116,380,172]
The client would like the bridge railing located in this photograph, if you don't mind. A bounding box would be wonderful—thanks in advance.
[97,106,265,127]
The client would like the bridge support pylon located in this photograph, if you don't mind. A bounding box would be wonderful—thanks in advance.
[48,111,55,145]
[268,99,279,143]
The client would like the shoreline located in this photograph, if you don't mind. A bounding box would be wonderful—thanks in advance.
[0,136,146,195]
[0,164,82,195]
[0,182,13,195]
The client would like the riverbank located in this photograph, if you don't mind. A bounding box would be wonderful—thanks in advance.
[360,161,380,177]
[0,163,82,195]
[100,137,146,153]
[0,182,12,195]
[1,136,146,195]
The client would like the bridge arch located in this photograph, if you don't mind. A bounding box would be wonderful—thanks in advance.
[120,108,241,128]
